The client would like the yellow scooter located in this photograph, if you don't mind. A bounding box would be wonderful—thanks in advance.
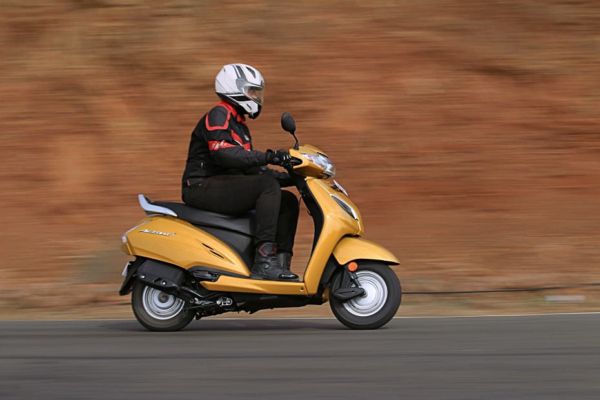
[119,113,401,331]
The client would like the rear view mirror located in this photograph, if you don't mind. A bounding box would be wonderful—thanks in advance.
[281,112,296,134]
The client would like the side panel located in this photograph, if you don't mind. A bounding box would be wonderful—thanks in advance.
[333,237,399,265]
[124,216,251,276]
[201,226,254,267]
[303,178,364,294]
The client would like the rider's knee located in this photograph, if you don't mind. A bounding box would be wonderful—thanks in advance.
[281,190,299,212]
[257,174,279,193]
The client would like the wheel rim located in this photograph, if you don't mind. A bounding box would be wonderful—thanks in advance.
[141,286,185,320]
[342,270,388,317]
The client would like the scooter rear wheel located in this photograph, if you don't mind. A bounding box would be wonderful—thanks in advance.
[329,262,401,330]
[131,282,194,332]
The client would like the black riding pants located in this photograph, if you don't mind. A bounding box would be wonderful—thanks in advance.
[182,174,299,254]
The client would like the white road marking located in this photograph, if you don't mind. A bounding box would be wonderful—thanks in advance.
[214,311,600,320]
[3,311,600,322]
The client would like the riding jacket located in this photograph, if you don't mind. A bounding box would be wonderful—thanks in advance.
[182,101,289,187]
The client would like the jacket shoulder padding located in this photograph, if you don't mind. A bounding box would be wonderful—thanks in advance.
[205,106,230,131]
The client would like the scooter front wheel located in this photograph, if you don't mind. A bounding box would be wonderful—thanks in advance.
[131,282,194,332]
[329,262,401,330]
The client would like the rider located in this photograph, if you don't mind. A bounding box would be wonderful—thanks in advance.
[181,63,299,281]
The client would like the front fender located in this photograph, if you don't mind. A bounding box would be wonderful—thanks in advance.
[332,237,399,266]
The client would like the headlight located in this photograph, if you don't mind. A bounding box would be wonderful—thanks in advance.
[303,153,336,177]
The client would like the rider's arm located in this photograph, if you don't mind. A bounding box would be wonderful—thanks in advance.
[211,141,269,169]
[204,107,269,169]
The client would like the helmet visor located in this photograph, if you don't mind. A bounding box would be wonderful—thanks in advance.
[244,85,264,105]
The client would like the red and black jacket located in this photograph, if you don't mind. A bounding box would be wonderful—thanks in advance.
[182,102,274,185]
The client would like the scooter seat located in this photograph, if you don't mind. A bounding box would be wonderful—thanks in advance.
[151,200,256,236]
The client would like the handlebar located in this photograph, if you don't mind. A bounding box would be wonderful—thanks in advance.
[281,156,302,172]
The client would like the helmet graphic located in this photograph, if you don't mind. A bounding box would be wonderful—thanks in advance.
[215,64,265,119]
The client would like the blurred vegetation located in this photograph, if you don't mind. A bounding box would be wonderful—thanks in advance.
[1,0,599,315]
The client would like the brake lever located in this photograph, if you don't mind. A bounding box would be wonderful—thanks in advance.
[282,157,302,171]
[289,157,302,166]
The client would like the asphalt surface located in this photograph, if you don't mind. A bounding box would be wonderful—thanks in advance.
[1,314,599,400]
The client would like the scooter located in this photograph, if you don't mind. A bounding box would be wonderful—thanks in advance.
[119,112,401,331]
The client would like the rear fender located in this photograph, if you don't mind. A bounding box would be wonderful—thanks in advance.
[119,258,188,296]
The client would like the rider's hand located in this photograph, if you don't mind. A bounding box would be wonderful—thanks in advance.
[266,149,291,166]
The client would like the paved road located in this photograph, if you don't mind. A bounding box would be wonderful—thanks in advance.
[1,314,599,400]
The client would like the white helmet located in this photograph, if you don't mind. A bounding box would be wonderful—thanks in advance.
[215,63,265,119]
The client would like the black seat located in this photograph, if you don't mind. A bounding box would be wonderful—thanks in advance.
[153,201,255,237]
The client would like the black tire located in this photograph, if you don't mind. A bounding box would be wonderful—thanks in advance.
[329,262,401,330]
[131,282,194,332]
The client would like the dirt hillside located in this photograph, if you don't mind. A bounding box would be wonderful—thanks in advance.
[1,0,600,316]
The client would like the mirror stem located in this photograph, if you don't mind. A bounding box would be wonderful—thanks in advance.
[292,133,299,150]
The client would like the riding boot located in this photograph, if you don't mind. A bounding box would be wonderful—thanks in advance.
[277,252,299,280]
[251,242,284,280]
